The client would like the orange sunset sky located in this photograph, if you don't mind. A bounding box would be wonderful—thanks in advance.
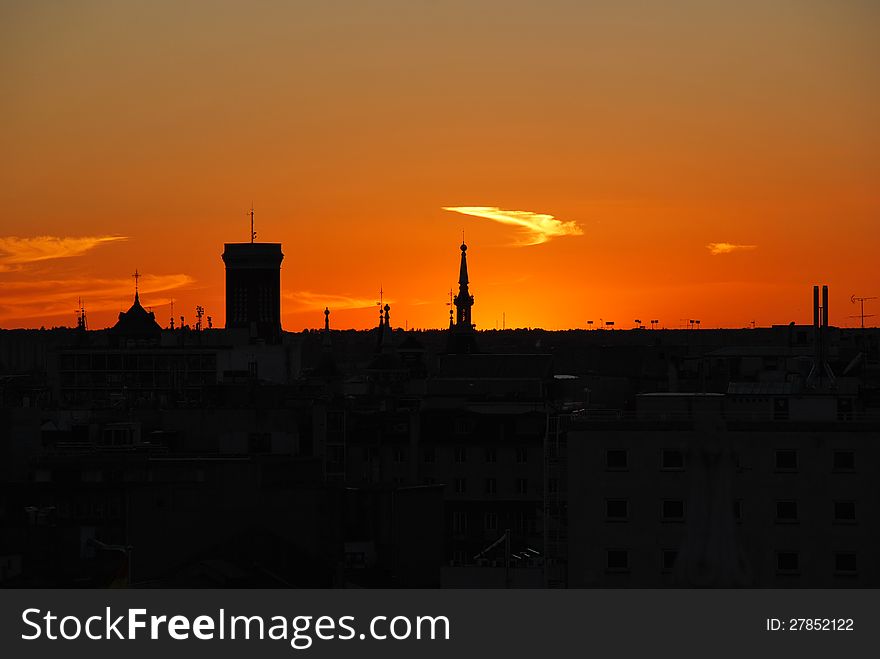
[1,0,878,331]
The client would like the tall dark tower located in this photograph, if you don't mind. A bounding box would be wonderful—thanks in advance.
[447,241,478,353]
[222,240,284,343]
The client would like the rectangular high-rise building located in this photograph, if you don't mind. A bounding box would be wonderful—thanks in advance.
[222,242,284,342]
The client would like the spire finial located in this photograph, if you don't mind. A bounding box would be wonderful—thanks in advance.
[249,204,256,243]
[377,285,385,327]
[132,269,141,301]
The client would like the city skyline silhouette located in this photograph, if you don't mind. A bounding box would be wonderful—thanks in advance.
[2,1,879,332]
[1,0,878,593]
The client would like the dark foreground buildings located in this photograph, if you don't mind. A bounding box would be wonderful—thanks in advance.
[1,238,878,588]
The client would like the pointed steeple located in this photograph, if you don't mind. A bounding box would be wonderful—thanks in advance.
[453,242,474,329]
[132,269,141,305]
[447,240,479,354]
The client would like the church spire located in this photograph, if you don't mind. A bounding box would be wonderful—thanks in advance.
[453,241,474,329]
[132,269,141,305]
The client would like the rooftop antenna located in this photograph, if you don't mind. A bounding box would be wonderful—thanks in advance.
[74,297,87,330]
[850,295,876,328]
[131,269,140,296]
[169,298,175,329]
[195,305,204,331]
[377,285,384,325]
[249,204,256,243]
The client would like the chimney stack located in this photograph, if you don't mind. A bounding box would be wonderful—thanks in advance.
[822,285,829,327]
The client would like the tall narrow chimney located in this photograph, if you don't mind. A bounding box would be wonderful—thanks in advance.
[822,285,829,327]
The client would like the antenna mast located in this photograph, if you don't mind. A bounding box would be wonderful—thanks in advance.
[74,298,87,330]
[250,204,256,243]
[850,295,877,329]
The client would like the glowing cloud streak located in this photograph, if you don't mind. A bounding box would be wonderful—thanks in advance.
[285,291,386,312]
[443,207,583,246]
[0,274,194,322]
[707,242,757,256]
[0,235,128,269]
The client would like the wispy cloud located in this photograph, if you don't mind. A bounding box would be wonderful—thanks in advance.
[706,242,757,256]
[284,291,385,312]
[0,235,127,270]
[443,207,583,246]
[0,274,194,323]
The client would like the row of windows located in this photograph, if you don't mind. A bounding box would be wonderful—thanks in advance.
[601,499,859,523]
[373,447,535,464]
[451,511,536,534]
[450,477,551,495]
[61,371,215,387]
[603,449,857,472]
[605,499,686,521]
[604,549,859,575]
[605,449,684,470]
[60,354,216,371]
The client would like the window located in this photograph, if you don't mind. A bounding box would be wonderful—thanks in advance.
[423,448,435,463]
[548,478,559,494]
[485,478,497,495]
[773,398,789,420]
[393,448,406,464]
[516,447,528,464]
[660,449,685,471]
[605,449,628,470]
[454,418,474,435]
[454,478,466,494]
[775,500,799,523]
[776,551,799,574]
[328,446,344,467]
[484,512,498,531]
[834,552,857,575]
[661,499,685,521]
[661,549,677,572]
[774,449,798,471]
[833,450,855,472]
[485,447,497,463]
[833,500,856,523]
[516,478,528,495]
[606,549,629,572]
[454,446,467,463]
[248,432,271,454]
[452,512,467,534]
[605,499,629,521]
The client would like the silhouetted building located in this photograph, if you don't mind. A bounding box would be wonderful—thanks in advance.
[448,241,478,354]
[222,242,284,343]
[111,291,163,347]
